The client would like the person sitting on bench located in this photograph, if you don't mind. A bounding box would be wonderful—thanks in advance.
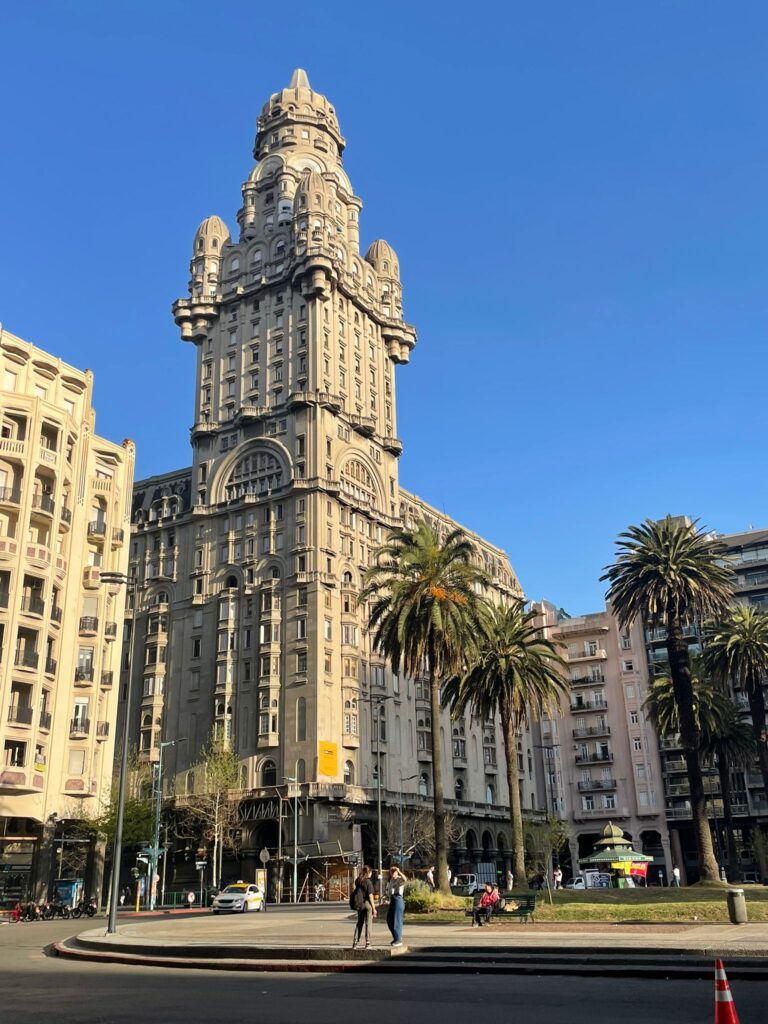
[472,883,499,927]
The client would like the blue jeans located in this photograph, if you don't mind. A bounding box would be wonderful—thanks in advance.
[387,894,404,942]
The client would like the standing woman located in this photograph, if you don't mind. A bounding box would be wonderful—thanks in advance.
[351,865,377,949]
[386,866,406,947]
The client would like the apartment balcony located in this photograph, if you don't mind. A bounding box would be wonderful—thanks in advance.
[7,705,33,726]
[746,773,764,787]
[553,619,610,639]
[87,521,107,541]
[665,759,688,773]
[50,605,62,626]
[59,505,72,528]
[452,754,467,768]
[0,537,18,562]
[287,390,313,409]
[577,778,617,792]
[317,391,343,413]
[79,615,99,636]
[111,528,125,546]
[104,621,118,640]
[14,649,39,670]
[44,657,57,676]
[349,413,376,438]
[659,735,682,750]
[25,544,51,570]
[69,718,91,738]
[31,493,56,517]
[0,486,21,507]
[570,675,605,688]
[570,699,609,713]
[39,710,52,731]
[20,594,45,617]
[575,751,614,765]
[574,807,625,820]
[666,779,721,798]
[417,748,432,763]
[382,436,403,457]
[92,477,114,494]
[573,725,611,739]
[74,666,95,685]
[95,721,110,741]
[100,670,113,689]
[569,649,608,664]
[82,567,102,590]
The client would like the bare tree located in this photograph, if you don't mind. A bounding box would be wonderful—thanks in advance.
[382,806,464,864]
[184,734,242,886]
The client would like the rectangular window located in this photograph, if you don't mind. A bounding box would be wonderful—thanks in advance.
[297,652,307,674]
[324,619,332,641]
[297,618,307,640]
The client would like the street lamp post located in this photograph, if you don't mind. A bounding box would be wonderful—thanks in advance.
[149,740,176,910]
[284,776,299,903]
[101,571,138,935]
[360,693,393,890]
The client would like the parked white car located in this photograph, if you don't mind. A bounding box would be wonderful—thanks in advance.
[211,883,264,914]
[565,877,585,889]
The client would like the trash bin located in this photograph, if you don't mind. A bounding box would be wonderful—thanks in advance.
[726,888,748,925]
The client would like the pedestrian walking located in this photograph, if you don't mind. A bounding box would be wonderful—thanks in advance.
[386,866,406,947]
[672,865,681,887]
[553,867,563,890]
[350,866,376,950]
[425,865,435,892]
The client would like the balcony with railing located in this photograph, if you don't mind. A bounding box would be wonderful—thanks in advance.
[570,674,605,688]
[0,486,21,506]
[88,521,107,541]
[573,724,611,739]
[0,437,26,458]
[39,710,52,731]
[74,666,95,685]
[50,605,62,625]
[60,505,72,527]
[104,621,117,640]
[96,721,110,741]
[112,528,125,545]
[31,492,56,516]
[69,718,91,738]
[100,670,113,689]
[570,699,609,712]
[568,648,608,664]
[14,648,39,670]
[44,657,57,676]
[665,759,688,773]
[20,594,45,617]
[79,616,99,636]
[577,778,617,792]
[7,705,33,726]
[575,750,614,765]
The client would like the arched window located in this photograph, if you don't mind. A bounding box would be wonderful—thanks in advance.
[344,760,355,785]
[225,447,284,499]
[271,566,281,579]
[261,760,277,786]
[454,777,464,801]
[226,574,238,589]
[418,772,429,796]
[340,458,378,510]
[342,571,353,585]
[296,697,306,742]
[154,590,168,605]
[486,783,495,805]
[296,758,306,783]
[197,239,204,252]
[212,239,218,250]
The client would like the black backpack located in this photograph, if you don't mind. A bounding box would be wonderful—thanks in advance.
[350,884,367,911]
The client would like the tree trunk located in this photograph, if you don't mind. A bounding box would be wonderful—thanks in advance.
[746,672,768,806]
[501,701,526,884]
[666,615,720,881]
[716,753,740,881]
[428,667,450,895]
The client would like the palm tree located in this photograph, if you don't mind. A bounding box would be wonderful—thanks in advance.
[360,521,488,894]
[443,601,568,885]
[644,674,755,879]
[704,604,768,803]
[601,516,734,881]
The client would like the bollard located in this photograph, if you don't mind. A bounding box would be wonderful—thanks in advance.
[726,888,748,925]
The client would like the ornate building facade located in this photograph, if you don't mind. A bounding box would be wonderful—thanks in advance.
[0,328,134,902]
[123,70,543,885]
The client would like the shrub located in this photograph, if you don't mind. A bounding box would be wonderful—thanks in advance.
[403,879,469,913]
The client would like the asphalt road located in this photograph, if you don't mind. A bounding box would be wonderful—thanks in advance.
[1,918,764,1024]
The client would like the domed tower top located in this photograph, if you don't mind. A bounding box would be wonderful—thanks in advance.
[193,215,231,255]
[365,239,400,280]
[254,68,345,162]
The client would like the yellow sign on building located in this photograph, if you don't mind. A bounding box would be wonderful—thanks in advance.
[318,741,338,778]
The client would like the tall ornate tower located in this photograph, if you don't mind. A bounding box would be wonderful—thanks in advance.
[127,70,526,882]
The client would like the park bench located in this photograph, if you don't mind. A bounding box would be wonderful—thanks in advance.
[465,892,537,924]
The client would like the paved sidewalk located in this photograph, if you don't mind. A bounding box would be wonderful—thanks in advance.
[75,903,768,956]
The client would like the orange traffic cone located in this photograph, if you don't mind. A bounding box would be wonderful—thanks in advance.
[714,959,740,1024]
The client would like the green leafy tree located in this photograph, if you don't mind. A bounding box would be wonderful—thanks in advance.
[703,604,768,803]
[443,600,568,883]
[360,521,488,894]
[185,734,242,886]
[602,516,734,882]
[644,673,755,878]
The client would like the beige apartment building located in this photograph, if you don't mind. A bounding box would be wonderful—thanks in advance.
[533,601,673,881]
[121,69,545,890]
[0,328,134,903]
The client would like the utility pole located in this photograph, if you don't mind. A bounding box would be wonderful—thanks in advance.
[150,740,176,910]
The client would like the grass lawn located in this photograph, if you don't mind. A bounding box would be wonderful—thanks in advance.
[407,886,768,923]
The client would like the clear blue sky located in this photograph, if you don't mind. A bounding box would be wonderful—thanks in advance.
[2,2,767,614]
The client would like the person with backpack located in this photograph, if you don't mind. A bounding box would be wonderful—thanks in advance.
[386,866,406,947]
[350,865,376,949]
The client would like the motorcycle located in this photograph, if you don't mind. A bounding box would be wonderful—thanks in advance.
[71,896,98,919]
[42,899,70,920]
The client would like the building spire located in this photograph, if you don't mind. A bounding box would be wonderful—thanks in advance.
[289,68,310,89]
